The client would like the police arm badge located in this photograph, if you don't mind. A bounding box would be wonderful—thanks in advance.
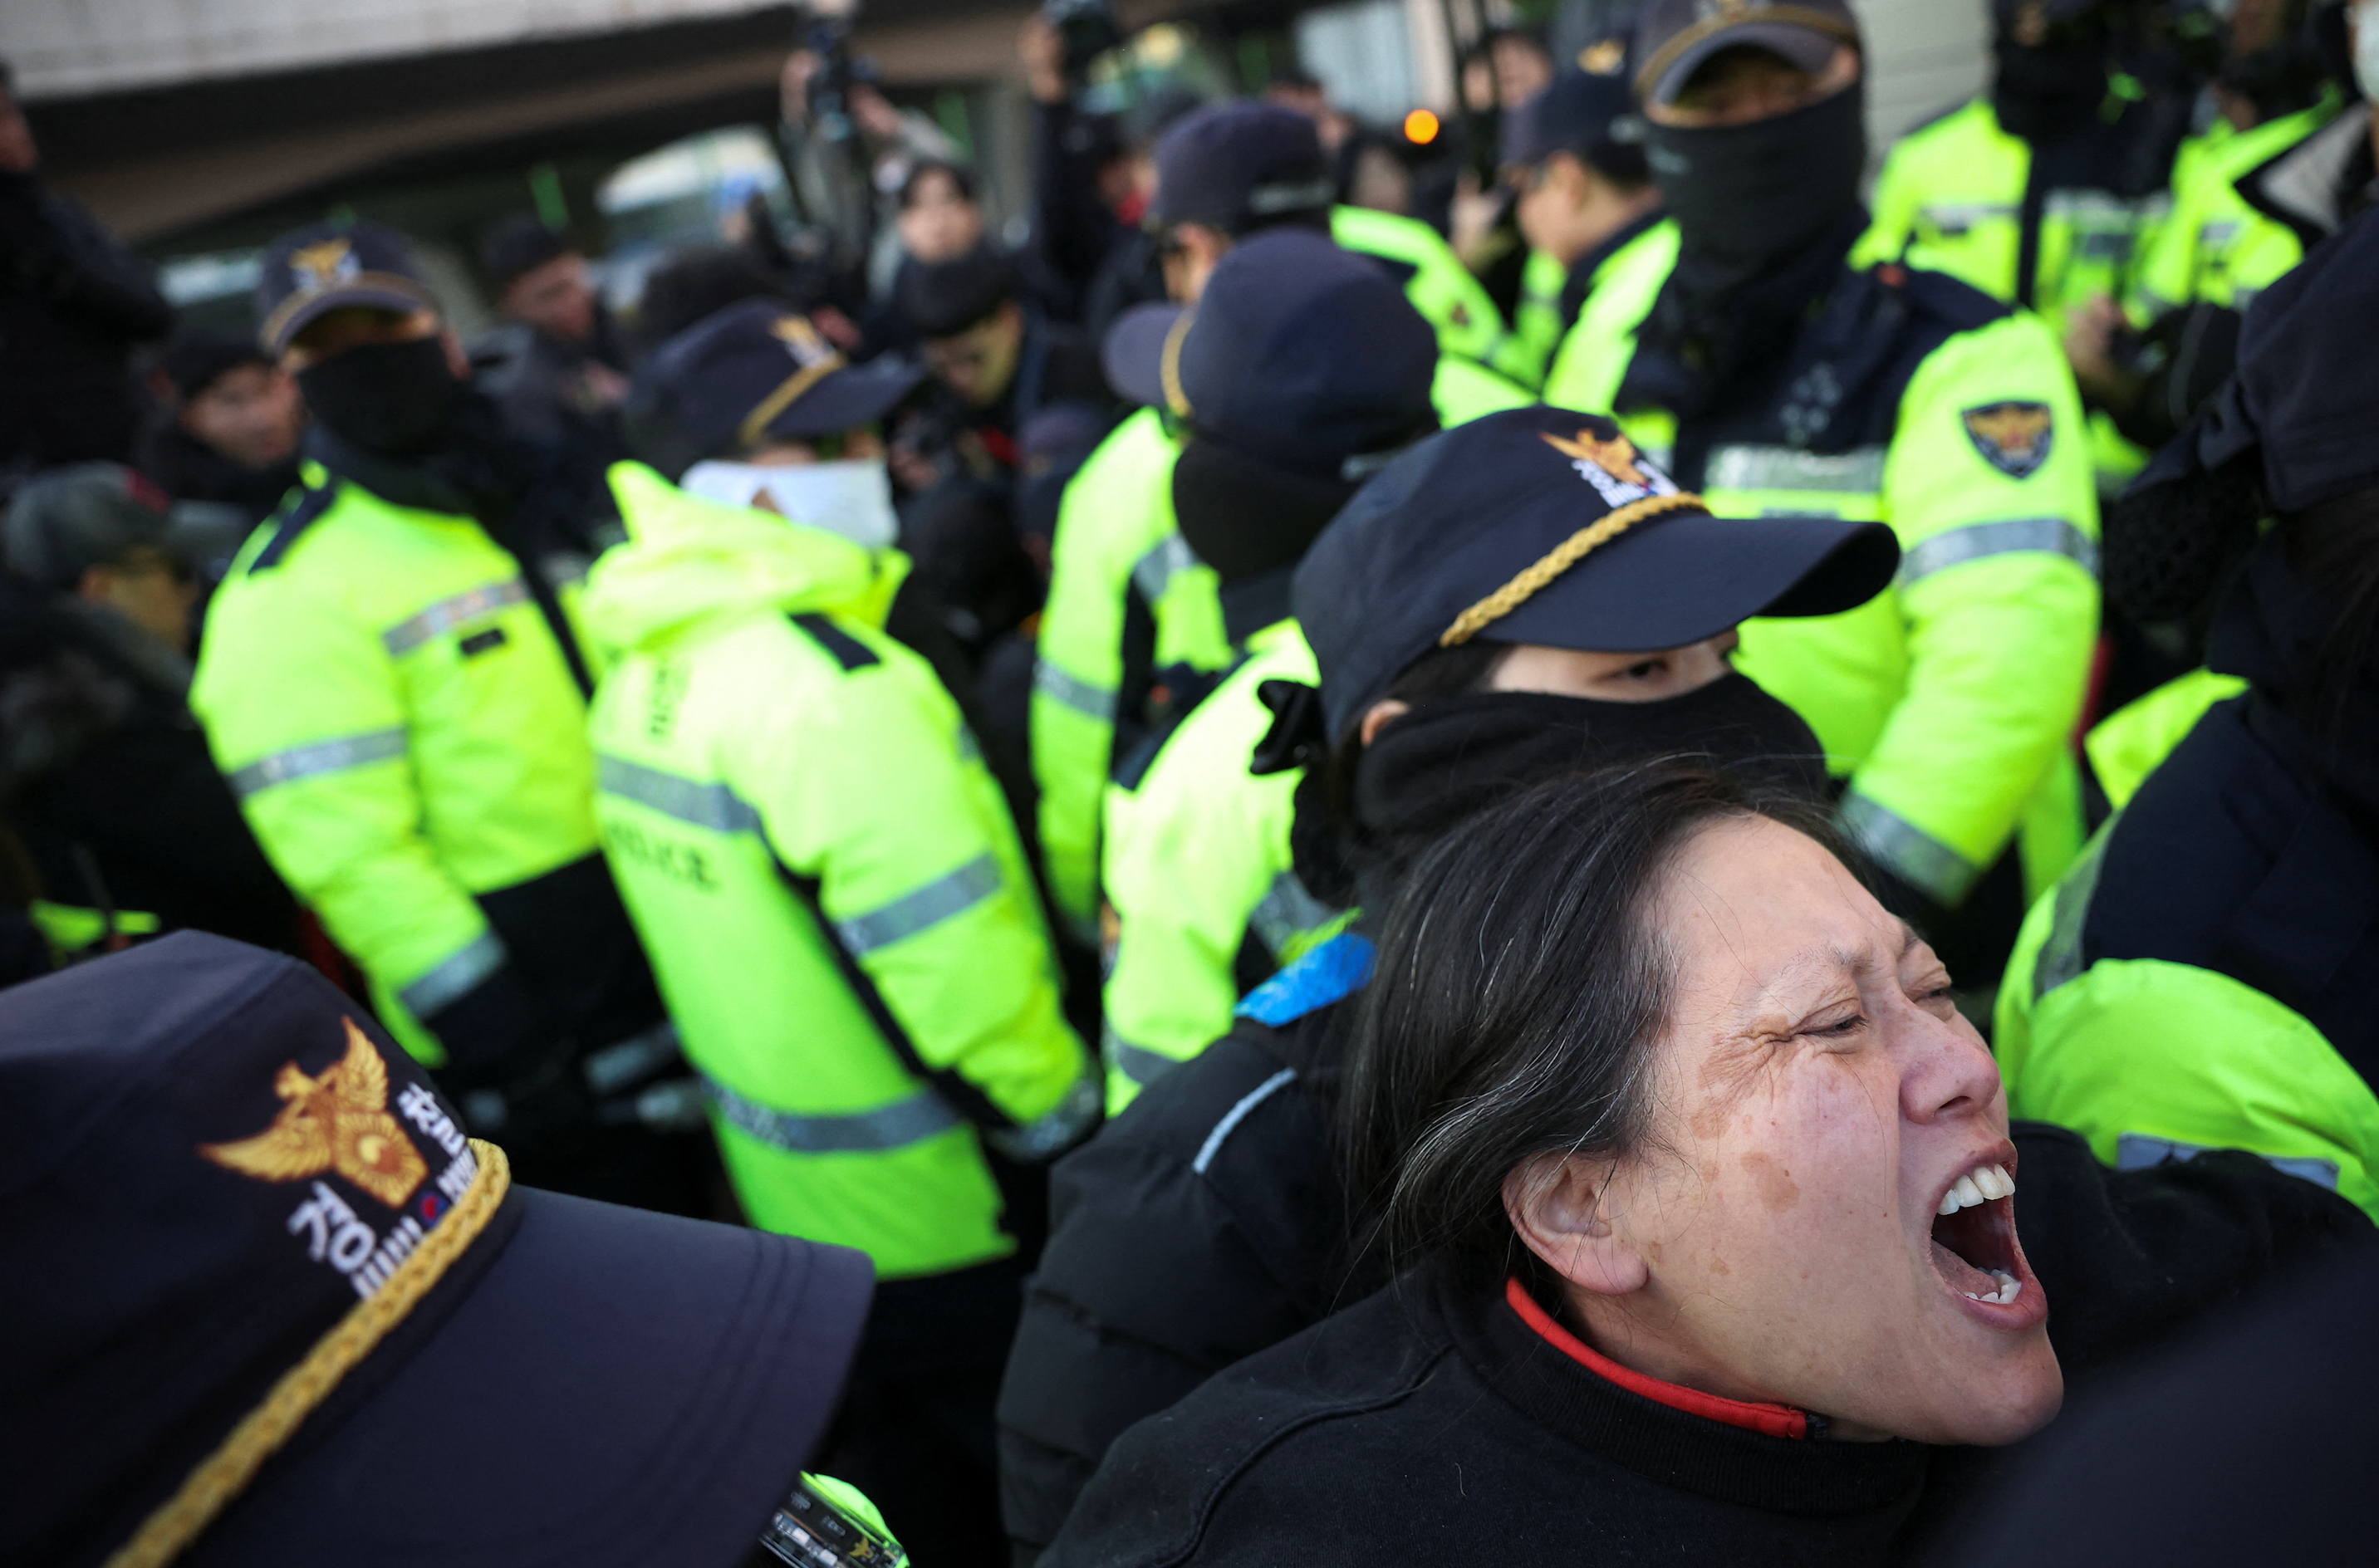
[1961,401,2054,479]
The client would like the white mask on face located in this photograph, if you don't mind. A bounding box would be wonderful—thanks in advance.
[2356,2,2379,105]
[679,458,900,551]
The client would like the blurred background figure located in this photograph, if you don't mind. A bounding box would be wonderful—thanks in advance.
[478,213,630,473]
[1,464,299,964]
[0,59,172,477]
[135,328,305,521]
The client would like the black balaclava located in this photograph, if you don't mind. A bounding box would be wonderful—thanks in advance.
[1992,30,2113,140]
[293,336,463,459]
[1645,75,1868,276]
[1288,674,1827,910]
[1626,77,1870,421]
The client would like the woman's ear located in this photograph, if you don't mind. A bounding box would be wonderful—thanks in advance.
[1504,1154,1649,1297]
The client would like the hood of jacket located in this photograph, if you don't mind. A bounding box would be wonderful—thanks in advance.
[582,461,891,655]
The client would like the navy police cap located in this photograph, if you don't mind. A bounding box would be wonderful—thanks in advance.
[635,296,925,464]
[1102,227,1438,479]
[1503,64,1646,170]
[1148,101,1335,236]
[0,933,873,1568]
[1294,406,1901,742]
[254,220,443,357]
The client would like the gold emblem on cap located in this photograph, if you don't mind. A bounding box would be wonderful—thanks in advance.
[287,238,357,294]
[199,1018,429,1208]
[1541,427,1652,488]
[1579,37,1626,73]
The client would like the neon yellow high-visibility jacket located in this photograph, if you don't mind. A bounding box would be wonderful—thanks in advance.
[2083,667,2248,811]
[1552,240,2101,912]
[191,463,609,1062]
[2128,89,2347,318]
[1332,205,1506,365]
[1856,97,2170,340]
[1541,220,1680,413]
[1854,96,2170,488]
[1494,247,1571,390]
[1029,364,1533,938]
[1096,620,1349,1110]
[583,463,1096,1279]
[1996,701,2379,1223]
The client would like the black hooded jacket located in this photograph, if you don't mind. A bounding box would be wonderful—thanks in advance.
[0,581,297,957]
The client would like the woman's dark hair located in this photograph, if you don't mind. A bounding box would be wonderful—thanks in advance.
[1341,764,1841,1294]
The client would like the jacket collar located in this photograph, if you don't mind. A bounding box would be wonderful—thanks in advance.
[1435,1268,1930,1517]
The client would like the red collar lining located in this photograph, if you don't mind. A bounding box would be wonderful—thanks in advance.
[1503,1277,1810,1441]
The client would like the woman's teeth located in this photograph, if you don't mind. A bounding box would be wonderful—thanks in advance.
[1938,1163,2016,1215]
[1965,1269,2022,1306]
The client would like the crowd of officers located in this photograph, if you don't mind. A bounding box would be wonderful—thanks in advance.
[5,0,2379,1561]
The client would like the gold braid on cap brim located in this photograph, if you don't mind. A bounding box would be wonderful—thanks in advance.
[1159,311,1195,420]
[737,357,849,452]
[103,1140,513,1568]
[1439,491,1708,647]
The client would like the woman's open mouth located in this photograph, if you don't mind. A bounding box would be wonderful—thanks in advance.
[1929,1154,2045,1326]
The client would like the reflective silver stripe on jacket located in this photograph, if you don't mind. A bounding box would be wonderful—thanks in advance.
[1705,443,1886,495]
[1192,1067,1298,1176]
[705,1073,961,1154]
[2116,1132,2340,1192]
[836,853,1003,956]
[1104,1021,1178,1087]
[398,929,509,1018]
[984,1074,1103,1162]
[1918,201,2018,236]
[1247,870,1340,958]
[597,755,763,835]
[227,728,409,797]
[2032,826,2113,1003]
[383,579,532,655]
[1899,518,2098,587]
[1131,534,1199,605]
[1840,791,1981,908]
[1033,658,1117,722]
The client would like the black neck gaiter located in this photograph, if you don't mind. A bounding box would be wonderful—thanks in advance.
[1292,675,1828,910]
[295,336,462,460]
[1646,79,1867,276]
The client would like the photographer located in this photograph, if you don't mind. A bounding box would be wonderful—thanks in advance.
[1018,2,1177,330]
[779,27,964,301]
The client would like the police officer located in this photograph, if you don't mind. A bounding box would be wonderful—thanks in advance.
[1031,101,1533,942]
[1859,0,2182,343]
[584,297,1099,1564]
[1997,213,2379,1223]
[190,222,706,1213]
[1856,0,2191,491]
[2068,0,2369,449]
[1546,0,2102,977]
[1511,65,1673,401]
[1093,228,1437,1109]
[0,933,899,1568]
[998,406,1897,1561]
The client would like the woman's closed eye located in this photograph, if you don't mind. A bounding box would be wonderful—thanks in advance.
[1798,1002,1867,1041]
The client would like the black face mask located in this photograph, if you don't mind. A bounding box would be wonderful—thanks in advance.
[1990,37,2108,140]
[1288,674,1827,909]
[296,336,462,458]
[1646,79,1868,272]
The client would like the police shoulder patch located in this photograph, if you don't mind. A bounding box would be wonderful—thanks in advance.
[1961,401,2054,479]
